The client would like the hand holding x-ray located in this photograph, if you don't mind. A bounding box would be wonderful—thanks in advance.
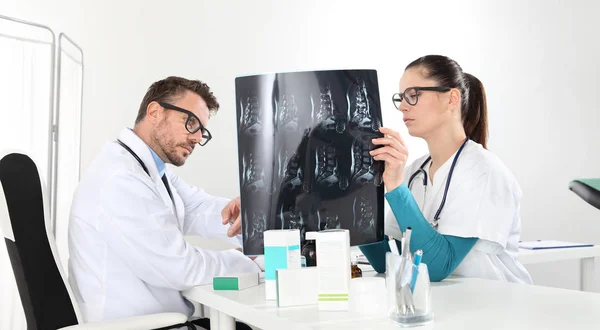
[370,127,409,192]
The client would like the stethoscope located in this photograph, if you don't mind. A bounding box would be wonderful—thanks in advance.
[117,139,150,176]
[117,139,174,202]
[407,137,469,228]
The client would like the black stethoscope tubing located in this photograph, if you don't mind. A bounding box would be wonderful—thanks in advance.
[407,138,470,226]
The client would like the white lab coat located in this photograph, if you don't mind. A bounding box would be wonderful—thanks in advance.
[386,140,533,284]
[68,128,260,322]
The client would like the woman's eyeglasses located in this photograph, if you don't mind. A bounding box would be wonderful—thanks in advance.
[392,86,451,108]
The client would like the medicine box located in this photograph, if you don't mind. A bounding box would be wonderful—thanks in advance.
[264,229,301,300]
[276,267,318,307]
[313,229,351,311]
[213,273,259,291]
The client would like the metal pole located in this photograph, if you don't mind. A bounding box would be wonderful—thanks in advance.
[52,33,84,236]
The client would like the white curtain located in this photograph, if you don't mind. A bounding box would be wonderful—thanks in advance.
[0,19,54,330]
[0,17,84,330]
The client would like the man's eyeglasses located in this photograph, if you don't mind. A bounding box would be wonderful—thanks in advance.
[158,102,212,146]
[392,86,451,108]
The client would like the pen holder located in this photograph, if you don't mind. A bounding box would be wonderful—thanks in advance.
[386,252,433,327]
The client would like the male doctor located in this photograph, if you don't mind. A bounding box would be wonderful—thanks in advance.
[68,76,259,329]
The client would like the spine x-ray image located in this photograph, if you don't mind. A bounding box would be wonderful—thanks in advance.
[235,70,385,255]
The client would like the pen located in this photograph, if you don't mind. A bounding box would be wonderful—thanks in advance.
[402,227,412,259]
[400,236,405,255]
[388,235,401,256]
[410,250,423,293]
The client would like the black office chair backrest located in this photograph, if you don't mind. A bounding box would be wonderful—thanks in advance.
[0,152,78,330]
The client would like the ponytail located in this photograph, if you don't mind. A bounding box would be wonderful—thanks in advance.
[463,73,488,149]
[405,56,489,148]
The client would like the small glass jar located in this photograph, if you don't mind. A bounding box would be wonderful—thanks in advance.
[301,239,317,267]
[351,254,362,278]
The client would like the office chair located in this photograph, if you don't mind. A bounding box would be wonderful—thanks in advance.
[569,178,600,210]
[0,151,191,330]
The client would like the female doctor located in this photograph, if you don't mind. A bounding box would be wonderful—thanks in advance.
[370,55,532,283]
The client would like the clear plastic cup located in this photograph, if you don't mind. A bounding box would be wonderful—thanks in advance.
[386,252,434,327]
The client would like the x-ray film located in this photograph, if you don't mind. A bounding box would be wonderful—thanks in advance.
[235,69,385,255]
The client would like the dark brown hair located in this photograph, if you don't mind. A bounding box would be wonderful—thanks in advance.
[135,76,220,124]
[406,55,488,149]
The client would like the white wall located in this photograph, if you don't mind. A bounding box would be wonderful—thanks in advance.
[2,0,599,297]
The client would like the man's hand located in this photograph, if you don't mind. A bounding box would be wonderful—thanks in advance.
[221,196,242,237]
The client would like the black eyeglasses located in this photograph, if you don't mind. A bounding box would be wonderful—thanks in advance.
[392,86,452,108]
[158,102,212,146]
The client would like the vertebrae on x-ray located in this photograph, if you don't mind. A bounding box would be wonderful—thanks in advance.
[244,209,267,243]
[347,78,381,131]
[242,152,268,193]
[315,196,376,233]
[240,94,262,135]
[271,81,383,189]
[239,80,382,196]
[311,84,346,133]
[278,205,304,233]
[317,209,340,230]
[314,144,349,189]
[353,195,375,232]
[278,147,304,191]
[351,137,383,186]
[276,94,299,132]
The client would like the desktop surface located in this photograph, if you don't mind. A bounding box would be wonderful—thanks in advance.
[184,269,600,330]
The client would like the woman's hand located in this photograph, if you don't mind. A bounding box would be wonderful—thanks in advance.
[370,127,409,192]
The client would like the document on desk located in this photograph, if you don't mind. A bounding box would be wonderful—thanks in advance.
[519,240,594,250]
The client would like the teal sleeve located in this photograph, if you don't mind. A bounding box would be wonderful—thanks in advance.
[385,183,478,282]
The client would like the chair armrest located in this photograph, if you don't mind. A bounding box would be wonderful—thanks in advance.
[569,179,600,210]
[58,312,189,330]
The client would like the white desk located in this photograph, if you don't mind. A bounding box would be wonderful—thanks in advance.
[354,246,600,292]
[518,246,600,291]
[183,275,600,330]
